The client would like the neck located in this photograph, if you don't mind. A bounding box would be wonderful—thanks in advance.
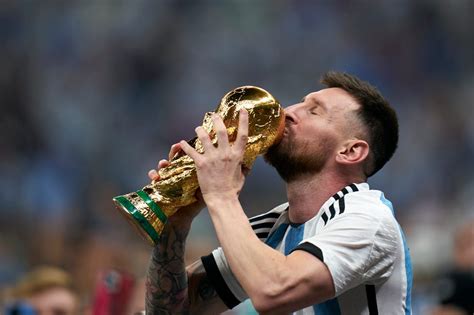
[285,170,364,223]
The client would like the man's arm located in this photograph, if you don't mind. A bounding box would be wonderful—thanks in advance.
[205,198,335,314]
[145,222,227,315]
[187,259,228,314]
[145,223,188,314]
[179,111,335,314]
[145,147,228,315]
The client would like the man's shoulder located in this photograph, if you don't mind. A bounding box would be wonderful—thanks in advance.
[342,188,397,223]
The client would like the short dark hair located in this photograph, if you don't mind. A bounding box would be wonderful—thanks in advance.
[320,71,399,176]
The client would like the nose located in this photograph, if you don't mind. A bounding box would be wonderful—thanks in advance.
[284,103,299,124]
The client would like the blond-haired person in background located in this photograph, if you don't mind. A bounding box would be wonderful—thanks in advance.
[4,266,79,315]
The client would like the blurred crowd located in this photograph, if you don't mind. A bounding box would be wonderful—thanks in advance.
[1,1,473,314]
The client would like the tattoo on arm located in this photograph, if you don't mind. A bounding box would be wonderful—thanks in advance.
[145,224,225,314]
[188,260,224,314]
[145,225,190,314]
[198,275,217,301]
[188,261,218,302]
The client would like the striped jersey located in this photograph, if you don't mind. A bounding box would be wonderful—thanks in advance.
[201,183,413,315]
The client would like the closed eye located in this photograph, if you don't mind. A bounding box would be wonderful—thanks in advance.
[309,106,319,115]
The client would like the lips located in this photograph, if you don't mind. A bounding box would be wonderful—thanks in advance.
[281,126,291,141]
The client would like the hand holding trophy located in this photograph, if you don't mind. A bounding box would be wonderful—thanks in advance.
[113,86,285,245]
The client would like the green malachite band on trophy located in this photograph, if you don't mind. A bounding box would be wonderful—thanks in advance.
[113,196,159,243]
[136,190,168,224]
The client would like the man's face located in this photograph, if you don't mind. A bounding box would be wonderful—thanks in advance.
[264,87,361,182]
[26,287,78,315]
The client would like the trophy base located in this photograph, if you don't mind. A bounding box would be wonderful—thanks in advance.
[113,194,165,246]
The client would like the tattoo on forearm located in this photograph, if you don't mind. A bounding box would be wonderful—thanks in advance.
[146,225,190,314]
[197,275,217,301]
[189,262,218,302]
[145,223,223,315]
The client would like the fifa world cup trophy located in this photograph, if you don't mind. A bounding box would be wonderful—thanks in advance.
[113,86,285,245]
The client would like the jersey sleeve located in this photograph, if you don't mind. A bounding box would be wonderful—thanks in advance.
[201,247,248,309]
[200,205,287,308]
[291,210,399,296]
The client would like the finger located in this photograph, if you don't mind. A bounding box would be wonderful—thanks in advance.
[157,159,169,169]
[148,169,159,180]
[150,158,169,181]
[235,109,249,152]
[169,143,182,161]
[180,140,201,163]
[195,126,214,152]
[212,113,230,150]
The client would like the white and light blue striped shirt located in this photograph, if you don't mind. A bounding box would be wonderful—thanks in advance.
[201,183,412,314]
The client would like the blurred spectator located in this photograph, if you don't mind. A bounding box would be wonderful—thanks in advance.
[452,219,474,271]
[91,269,135,315]
[125,277,146,315]
[3,266,80,315]
[431,220,474,314]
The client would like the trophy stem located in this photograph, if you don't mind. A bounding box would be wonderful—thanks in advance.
[113,189,169,245]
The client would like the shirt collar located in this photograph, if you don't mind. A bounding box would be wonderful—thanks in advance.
[320,182,369,211]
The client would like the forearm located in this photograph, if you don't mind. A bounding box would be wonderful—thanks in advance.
[206,197,335,313]
[145,223,190,314]
[187,260,228,314]
[145,218,228,315]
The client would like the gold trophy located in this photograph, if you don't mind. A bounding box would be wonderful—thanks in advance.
[113,86,285,245]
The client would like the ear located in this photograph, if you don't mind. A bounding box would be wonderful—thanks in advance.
[335,139,369,165]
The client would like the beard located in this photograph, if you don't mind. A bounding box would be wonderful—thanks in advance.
[264,135,331,183]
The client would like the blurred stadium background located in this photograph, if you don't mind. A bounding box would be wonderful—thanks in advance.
[1,0,473,314]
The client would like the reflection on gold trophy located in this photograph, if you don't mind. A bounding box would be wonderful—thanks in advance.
[113,86,285,245]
